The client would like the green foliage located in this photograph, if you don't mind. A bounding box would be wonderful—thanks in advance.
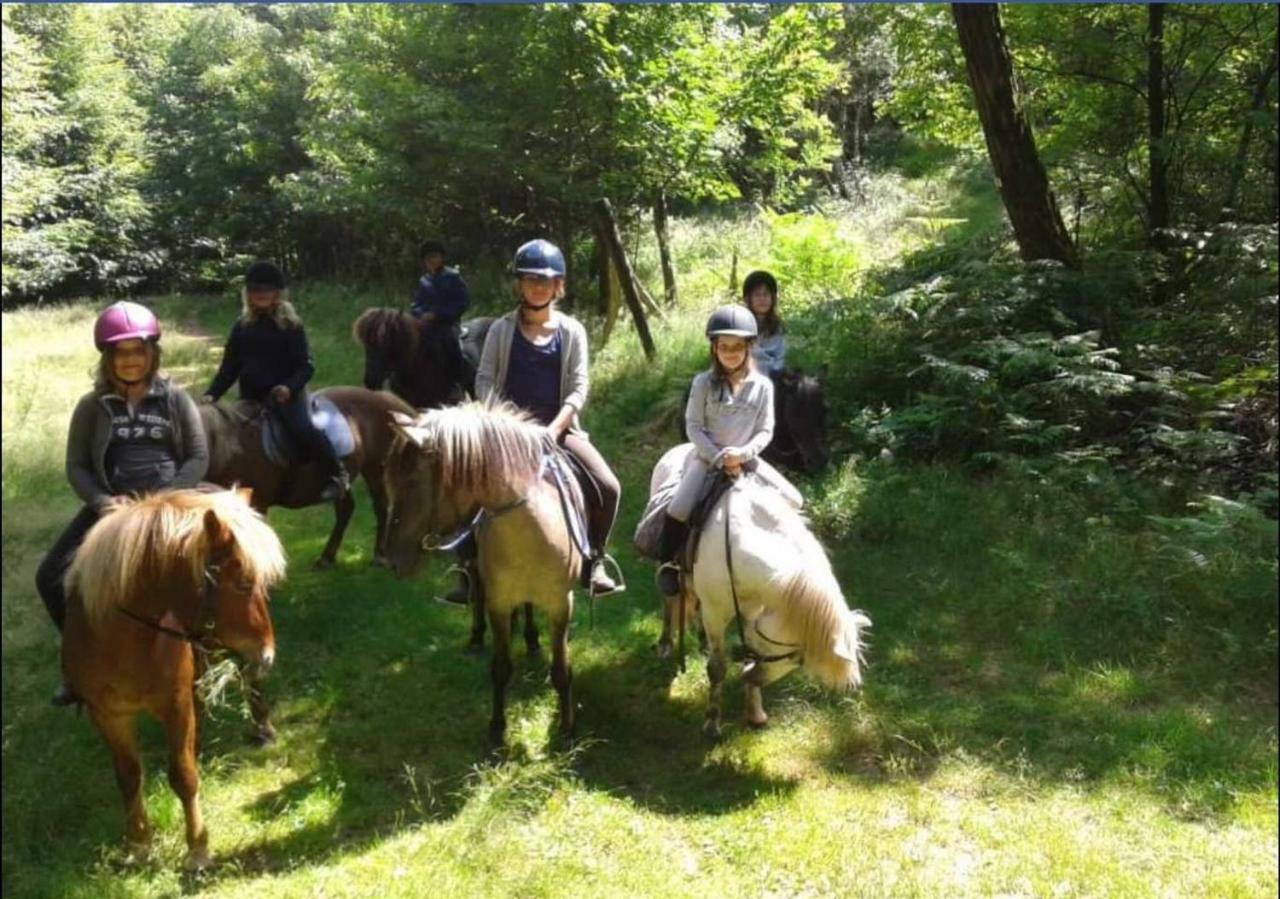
[821,221,1278,513]
[2,5,153,302]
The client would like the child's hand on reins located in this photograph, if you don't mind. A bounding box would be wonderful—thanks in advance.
[271,385,292,404]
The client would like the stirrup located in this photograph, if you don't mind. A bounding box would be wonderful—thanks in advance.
[434,564,472,607]
[589,554,627,598]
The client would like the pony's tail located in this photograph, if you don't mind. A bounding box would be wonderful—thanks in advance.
[780,571,871,691]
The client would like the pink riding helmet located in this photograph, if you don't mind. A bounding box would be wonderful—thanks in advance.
[94,301,160,350]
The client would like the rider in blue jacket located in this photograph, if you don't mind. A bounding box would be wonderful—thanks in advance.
[411,240,471,385]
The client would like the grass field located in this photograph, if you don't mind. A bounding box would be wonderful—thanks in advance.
[3,193,1276,898]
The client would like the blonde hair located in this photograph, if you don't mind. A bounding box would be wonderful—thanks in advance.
[67,489,286,629]
[240,287,303,329]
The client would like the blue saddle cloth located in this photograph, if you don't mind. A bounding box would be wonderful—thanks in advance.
[261,394,355,468]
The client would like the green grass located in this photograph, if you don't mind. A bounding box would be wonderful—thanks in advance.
[3,188,1276,897]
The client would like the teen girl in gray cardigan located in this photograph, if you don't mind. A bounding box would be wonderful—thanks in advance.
[472,239,622,598]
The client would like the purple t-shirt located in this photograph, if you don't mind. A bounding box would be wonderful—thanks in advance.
[503,327,562,425]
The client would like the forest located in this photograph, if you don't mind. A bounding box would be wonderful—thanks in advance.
[2,4,1277,896]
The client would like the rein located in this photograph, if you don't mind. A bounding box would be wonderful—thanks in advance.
[115,560,223,649]
[722,479,801,674]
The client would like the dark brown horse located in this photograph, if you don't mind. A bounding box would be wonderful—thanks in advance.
[199,386,414,570]
[765,368,831,474]
[62,488,283,870]
[353,308,495,409]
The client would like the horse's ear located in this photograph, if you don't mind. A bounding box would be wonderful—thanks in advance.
[236,486,254,507]
[202,508,232,548]
[390,411,430,447]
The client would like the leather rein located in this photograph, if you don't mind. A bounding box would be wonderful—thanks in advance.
[115,557,226,650]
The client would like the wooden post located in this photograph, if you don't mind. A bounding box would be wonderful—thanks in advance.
[593,198,657,360]
[653,188,678,306]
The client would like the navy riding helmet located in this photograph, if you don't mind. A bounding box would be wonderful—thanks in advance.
[705,304,758,340]
[511,239,566,279]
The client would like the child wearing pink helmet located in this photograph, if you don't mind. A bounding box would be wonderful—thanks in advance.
[37,301,209,705]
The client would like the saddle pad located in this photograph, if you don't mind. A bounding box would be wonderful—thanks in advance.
[262,394,355,468]
[545,449,593,560]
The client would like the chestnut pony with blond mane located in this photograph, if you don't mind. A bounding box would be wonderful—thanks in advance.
[62,488,284,870]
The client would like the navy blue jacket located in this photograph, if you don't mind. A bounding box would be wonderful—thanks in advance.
[205,317,315,403]
[410,267,470,324]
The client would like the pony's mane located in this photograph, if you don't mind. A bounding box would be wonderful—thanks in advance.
[353,307,420,369]
[397,400,546,496]
[67,489,286,627]
[741,479,868,689]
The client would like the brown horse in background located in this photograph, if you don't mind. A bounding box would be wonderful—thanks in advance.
[200,386,414,569]
[353,308,494,409]
[62,488,284,870]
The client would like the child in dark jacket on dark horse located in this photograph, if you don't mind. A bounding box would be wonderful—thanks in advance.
[411,239,471,387]
[202,262,349,501]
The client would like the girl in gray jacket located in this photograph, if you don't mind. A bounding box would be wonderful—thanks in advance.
[656,305,800,598]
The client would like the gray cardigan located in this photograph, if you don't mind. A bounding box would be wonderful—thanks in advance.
[686,369,775,465]
[476,309,590,432]
[65,376,209,511]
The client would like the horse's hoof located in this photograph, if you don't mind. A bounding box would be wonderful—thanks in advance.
[655,641,672,660]
[463,641,486,656]
[183,848,213,873]
[247,724,277,747]
[123,842,152,866]
[745,715,769,730]
[370,555,389,569]
[702,718,723,742]
[488,725,506,749]
[312,557,335,571]
[526,646,544,664]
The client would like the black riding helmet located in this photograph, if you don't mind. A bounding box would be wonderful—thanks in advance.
[705,304,758,340]
[245,261,288,291]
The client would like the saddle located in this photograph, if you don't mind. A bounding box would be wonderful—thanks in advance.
[257,395,355,468]
[542,442,594,563]
[679,469,738,573]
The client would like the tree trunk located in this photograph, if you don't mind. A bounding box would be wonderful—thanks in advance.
[951,3,1078,267]
[1221,46,1279,218]
[593,198,656,360]
[595,228,621,346]
[1147,3,1170,236]
[652,189,678,306]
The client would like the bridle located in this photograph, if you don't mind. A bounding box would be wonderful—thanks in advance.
[115,554,230,650]
[410,445,532,554]
[721,477,802,675]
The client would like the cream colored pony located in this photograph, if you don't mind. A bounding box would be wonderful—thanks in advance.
[384,401,582,745]
[649,445,871,738]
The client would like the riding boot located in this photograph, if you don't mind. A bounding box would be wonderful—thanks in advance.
[317,440,351,502]
[439,560,474,607]
[51,680,80,707]
[656,514,689,598]
[585,555,622,597]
